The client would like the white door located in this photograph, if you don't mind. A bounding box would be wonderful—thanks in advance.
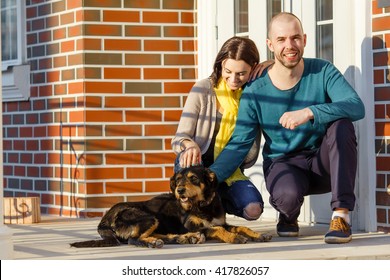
[198,0,374,230]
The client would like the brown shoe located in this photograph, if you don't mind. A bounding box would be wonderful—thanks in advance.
[324,216,352,244]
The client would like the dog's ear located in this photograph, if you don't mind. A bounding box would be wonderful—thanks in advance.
[199,168,218,207]
[205,168,218,190]
[170,173,177,193]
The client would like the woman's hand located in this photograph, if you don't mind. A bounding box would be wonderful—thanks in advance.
[179,141,202,168]
[249,59,275,81]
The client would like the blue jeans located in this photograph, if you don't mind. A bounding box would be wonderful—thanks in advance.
[174,152,264,219]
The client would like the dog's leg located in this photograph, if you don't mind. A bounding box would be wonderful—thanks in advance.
[152,232,206,245]
[224,225,272,242]
[204,226,248,244]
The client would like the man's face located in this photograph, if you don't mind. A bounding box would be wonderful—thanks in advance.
[266,17,307,69]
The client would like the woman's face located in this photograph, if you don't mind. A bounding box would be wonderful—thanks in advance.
[221,59,252,91]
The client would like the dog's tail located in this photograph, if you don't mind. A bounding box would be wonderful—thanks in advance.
[70,238,120,248]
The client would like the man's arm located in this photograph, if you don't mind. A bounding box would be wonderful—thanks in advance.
[209,92,259,183]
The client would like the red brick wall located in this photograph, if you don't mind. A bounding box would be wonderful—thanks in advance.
[372,0,390,232]
[2,0,197,217]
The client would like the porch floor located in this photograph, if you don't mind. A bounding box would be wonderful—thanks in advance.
[5,214,390,260]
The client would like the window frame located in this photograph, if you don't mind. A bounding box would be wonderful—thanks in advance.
[1,1,30,102]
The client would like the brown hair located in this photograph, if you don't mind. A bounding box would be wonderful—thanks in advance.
[209,36,259,87]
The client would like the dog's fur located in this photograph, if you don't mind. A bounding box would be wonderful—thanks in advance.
[70,166,272,248]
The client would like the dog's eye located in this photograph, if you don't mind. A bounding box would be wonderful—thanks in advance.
[189,175,200,184]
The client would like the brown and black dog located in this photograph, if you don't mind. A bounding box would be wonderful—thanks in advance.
[70,166,272,248]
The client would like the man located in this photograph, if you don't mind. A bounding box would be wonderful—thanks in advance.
[209,12,365,244]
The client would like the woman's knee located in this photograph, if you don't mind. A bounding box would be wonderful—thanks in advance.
[243,202,263,220]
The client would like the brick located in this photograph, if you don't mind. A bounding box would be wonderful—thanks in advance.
[125,54,161,65]
[164,110,182,121]
[84,125,103,136]
[105,96,142,108]
[181,12,196,24]
[126,167,163,179]
[145,180,170,192]
[372,35,384,49]
[182,40,197,51]
[125,82,161,93]
[144,40,180,51]
[145,124,178,136]
[83,9,101,21]
[79,67,102,79]
[85,154,103,165]
[164,82,194,93]
[60,12,75,25]
[182,68,197,79]
[375,87,390,101]
[85,81,122,93]
[85,24,122,36]
[124,0,160,9]
[106,182,143,193]
[373,16,390,32]
[373,51,390,67]
[376,191,390,206]
[103,10,139,22]
[125,25,161,37]
[104,67,141,79]
[85,196,124,209]
[85,167,124,180]
[143,11,179,23]
[125,110,162,122]
[145,152,175,164]
[85,110,123,122]
[106,153,143,165]
[85,53,122,65]
[373,0,383,15]
[105,125,142,137]
[165,54,196,65]
[144,96,181,108]
[164,26,195,37]
[126,139,162,150]
[376,156,390,171]
[85,182,104,195]
[104,39,141,51]
[144,68,179,79]
[68,25,83,37]
[375,122,390,136]
[78,38,101,50]
[86,139,124,151]
[84,0,122,8]
[163,0,195,10]
[374,69,385,84]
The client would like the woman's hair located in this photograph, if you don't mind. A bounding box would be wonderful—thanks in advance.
[209,36,260,87]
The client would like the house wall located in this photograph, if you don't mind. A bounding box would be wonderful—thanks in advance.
[2,0,197,217]
[372,0,390,232]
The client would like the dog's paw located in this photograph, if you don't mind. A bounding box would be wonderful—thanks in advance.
[252,233,273,242]
[178,232,205,244]
[147,239,164,248]
[233,234,248,244]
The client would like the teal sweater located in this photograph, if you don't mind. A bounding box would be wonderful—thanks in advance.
[209,58,365,183]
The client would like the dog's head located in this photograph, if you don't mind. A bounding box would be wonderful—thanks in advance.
[170,166,218,211]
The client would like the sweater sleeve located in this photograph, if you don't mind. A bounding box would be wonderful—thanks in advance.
[171,82,203,154]
[309,62,365,125]
[209,91,259,183]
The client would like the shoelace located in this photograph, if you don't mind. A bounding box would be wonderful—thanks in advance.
[329,217,349,232]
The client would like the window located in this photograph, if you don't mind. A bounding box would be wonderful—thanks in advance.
[316,0,333,62]
[266,0,283,59]
[1,0,30,102]
[234,0,249,36]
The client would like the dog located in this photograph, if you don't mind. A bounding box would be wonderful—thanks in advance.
[70,166,272,248]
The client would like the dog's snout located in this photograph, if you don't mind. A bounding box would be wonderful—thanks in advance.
[177,187,186,195]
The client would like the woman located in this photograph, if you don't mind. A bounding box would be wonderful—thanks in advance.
[171,36,267,221]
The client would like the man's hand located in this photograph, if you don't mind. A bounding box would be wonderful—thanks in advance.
[279,108,314,130]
